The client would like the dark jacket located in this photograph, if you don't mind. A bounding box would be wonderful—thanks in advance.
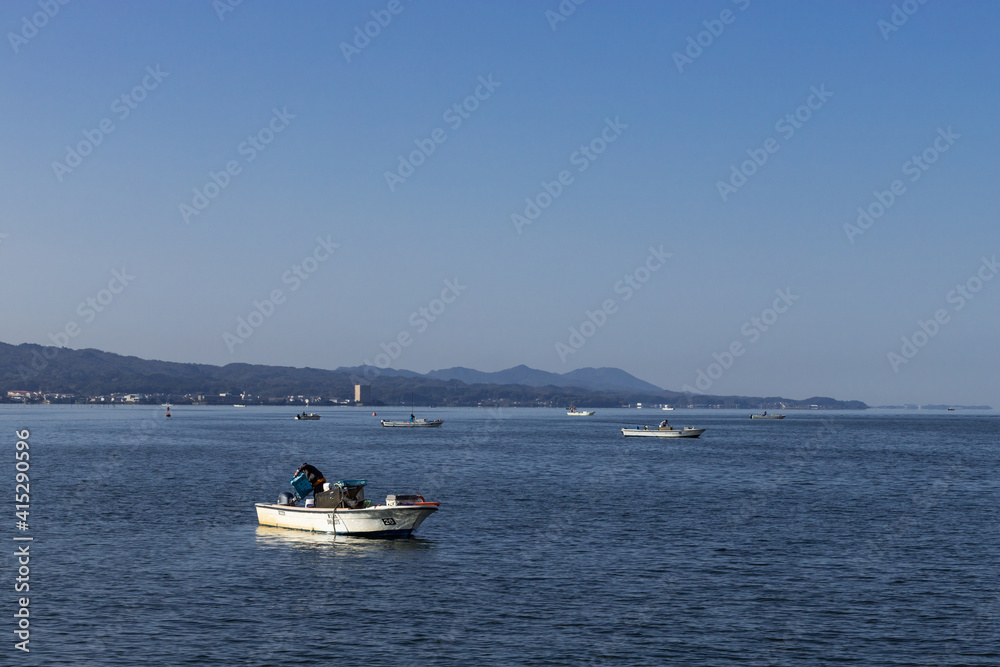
[295,464,326,489]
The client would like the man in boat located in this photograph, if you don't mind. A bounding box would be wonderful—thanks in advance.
[659,419,669,429]
[410,413,415,422]
[294,463,327,498]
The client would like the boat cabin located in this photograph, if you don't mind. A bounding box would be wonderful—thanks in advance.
[314,479,369,509]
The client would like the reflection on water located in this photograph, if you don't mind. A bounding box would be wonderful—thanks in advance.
[254,525,434,553]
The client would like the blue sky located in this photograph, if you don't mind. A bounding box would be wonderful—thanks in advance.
[2,0,998,407]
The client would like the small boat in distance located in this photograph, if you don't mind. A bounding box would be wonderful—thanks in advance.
[621,425,705,438]
[750,412,785,419]
[295,412,321,420]
[567,406,595,416]
[233,404,247,408]
[381,417,443,427]
[662,406,674,411]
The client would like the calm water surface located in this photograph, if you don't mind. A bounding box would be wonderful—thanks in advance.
[3,405,999,665]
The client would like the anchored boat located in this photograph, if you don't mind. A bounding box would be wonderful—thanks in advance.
[295,413,321,420]
[255,478,438,538]
[621,425,705,438]
[380,417,443,427]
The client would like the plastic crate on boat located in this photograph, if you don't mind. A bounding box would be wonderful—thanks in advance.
[289,472,313,499]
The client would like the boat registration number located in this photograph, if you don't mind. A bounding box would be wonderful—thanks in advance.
[381,518,397,526]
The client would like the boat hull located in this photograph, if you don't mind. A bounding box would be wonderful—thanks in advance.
[567,411,595,416]
[621,427,705,438]
[380,419,443,427]
[254,503,437,537]
[750,415,785,419]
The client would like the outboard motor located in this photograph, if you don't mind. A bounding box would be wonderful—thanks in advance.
[277,491,296,506]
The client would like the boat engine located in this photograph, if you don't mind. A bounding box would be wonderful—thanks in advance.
[277,491,296,506]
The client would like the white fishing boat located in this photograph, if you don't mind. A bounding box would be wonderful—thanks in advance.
[621,425,705,438]
[749,413,785,419]
[566,407,595,416]
[662,406,674,411]
[295,413,321,420]
[380,418,443,427]
[255,479,438,538]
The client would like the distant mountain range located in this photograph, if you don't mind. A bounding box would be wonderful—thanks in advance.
[0,341,868,409]
[376,364,664,394]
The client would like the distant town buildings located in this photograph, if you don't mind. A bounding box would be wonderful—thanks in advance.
[6,390,75,403]
[355,384,371,403]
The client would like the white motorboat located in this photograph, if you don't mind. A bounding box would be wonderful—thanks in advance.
[750,413,785,419]
[255,479,438,538]
[662,406,674,411]
[380,418,443,427]
[567,407,595,416]
[621,425,705,438]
